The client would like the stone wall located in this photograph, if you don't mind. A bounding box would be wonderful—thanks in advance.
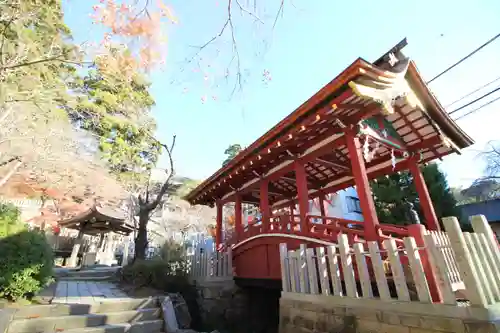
[280,293,500,333]
[195,280,281,333]
[195,279,248,332]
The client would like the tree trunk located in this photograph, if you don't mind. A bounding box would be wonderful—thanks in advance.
[135,208,149,261]
[0,159,22,188]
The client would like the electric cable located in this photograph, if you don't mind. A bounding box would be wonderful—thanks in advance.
[427,33,500,84]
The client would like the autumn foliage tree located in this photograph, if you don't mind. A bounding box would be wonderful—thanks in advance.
[90,0,176,79]
[0,0,290,261]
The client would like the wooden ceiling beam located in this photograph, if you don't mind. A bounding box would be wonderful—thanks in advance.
[315,157,350,171]
[268,182,294,197]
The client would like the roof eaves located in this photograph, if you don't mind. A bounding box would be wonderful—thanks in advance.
[185,58,367,204]
[407,61,474,149]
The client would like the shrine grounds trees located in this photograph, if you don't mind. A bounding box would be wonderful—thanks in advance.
[450,141,500,205]
[222,144,244,166]
[371,163,461,226]
[0,203,54,301]
[481,141,500,181]
[0,0,292,262]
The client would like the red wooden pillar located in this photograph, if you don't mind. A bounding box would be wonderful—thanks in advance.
[294,161,310,235]
[345,129,380,242]
[408,158,440,231]
[235,194,243,241]
[215,201,223,248]
[260,180,270,232]
[318,193,327,224]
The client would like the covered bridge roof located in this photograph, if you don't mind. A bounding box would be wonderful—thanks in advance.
[186,39,474,207]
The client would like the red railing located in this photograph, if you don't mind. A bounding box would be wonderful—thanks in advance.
[225,213,411,248]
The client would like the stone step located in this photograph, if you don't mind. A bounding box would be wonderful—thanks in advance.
[58,276,114,281]
[55,269,118,278]
[8,308,161,333]
[56,320,164,333]
[13,298,159,319]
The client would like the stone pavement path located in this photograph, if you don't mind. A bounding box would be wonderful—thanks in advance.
[52,280,129,304]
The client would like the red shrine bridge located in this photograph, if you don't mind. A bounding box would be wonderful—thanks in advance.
[185,40,476,303]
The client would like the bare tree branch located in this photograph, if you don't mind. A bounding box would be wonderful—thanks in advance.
[272,0,285,28]
[173,0,288,100]
[145,134,177,211]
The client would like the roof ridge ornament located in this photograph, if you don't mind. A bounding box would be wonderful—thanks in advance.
[348,57,425,116]
[388,52,398,67]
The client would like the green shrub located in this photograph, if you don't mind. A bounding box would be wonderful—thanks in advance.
[0,203,24,238]
[159,239,187,263]
[0,203,54,301]
[120,258,190,293]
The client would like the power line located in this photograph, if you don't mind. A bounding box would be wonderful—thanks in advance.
[427,32,500,84]
[445,75,500,108]
[454,95,500,121]
[448,86,500,115]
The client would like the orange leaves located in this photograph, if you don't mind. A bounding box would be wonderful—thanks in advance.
[158,0,178,24]
[91,0,176,76]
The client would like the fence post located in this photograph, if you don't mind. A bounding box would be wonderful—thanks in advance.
[353,243,372,298]
[338,234,357,298]
[226,247,233,278]
[327,245,343,296]
[423,234,456,305]
[403,237,432,303]
[367,241,391,300]
[298,244,309,293]
[305,248,319,294]
[407,224,442,303]
[442,216,487,307]
[383,238,410,301]
[289,250,299,293]
[279,244,290,292]
[471,215,500,270]
[317,247,330,295]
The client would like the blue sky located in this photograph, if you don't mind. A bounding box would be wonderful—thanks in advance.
[63,0,500,189]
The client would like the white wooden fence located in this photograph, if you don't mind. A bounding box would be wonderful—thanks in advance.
[280,214,500,308]
[189,247,233,281]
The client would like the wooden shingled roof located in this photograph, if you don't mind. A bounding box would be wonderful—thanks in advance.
[186,40,474,207]
[58,205,134,235]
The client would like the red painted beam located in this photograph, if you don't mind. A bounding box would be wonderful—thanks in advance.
[216,201,223,248]
[260,180,270,232]
[235,195,243,240]
[271,158,412,211]
[294,161,310,235]
[408,158,440,231]
[345,129,380,241]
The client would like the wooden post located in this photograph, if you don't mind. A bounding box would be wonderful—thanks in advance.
[408,158,440,231]
[345,129,380,241]
[215,201,223,249]
[235,195,243,241]
[260,180,270,232]
[318,193,327,224]
[294,161,310,235]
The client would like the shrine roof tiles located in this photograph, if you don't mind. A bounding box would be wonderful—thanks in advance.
[186,41,474,207]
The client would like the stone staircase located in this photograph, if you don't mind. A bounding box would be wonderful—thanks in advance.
[54,267,118,281]
[5,297,165,333]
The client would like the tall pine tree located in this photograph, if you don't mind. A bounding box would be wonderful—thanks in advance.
[371,163,461,227]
